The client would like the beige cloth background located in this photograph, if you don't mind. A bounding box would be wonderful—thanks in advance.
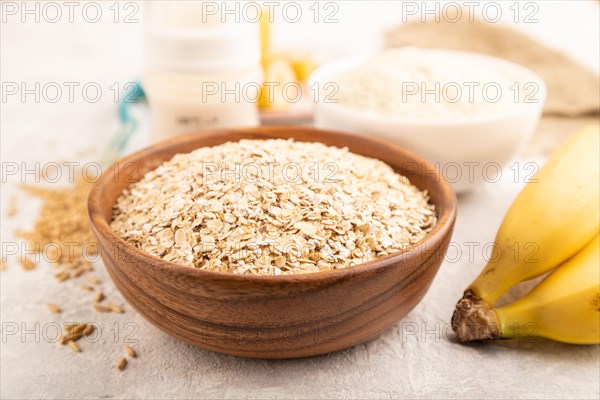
[386,18,600,156]
[2,6,599,399]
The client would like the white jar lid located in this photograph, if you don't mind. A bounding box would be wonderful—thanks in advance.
[145,2,260,73]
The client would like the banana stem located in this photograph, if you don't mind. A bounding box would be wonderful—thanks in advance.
[451,290,502,341]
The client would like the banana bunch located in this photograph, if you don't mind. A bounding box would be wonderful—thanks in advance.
[452,125,600,344]
[258,53,316,110]
[258,8,316,110]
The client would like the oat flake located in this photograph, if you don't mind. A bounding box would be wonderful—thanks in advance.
[111,139,437,275]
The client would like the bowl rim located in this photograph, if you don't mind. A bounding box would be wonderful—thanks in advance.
[309,48,548,126]
[88,126,457,283]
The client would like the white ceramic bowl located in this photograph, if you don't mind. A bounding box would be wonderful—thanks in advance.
[310,50,547,193]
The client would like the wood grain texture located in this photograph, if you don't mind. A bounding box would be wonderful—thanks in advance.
[88,126,457,359]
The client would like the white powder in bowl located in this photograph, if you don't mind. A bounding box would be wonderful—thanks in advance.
[334,48,522,120]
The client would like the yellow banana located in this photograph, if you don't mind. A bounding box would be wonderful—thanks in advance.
[451,125,600,341]
[468,125,599,305]
[259,7,270,67]
[455,235,600,344]
[258,58,297,110]
[496,234,600,344]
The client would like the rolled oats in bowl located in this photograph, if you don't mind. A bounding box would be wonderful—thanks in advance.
[110,139,437,275]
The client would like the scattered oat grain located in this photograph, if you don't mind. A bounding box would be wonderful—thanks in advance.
[17,176,125,368]
[18,180,97,266]
[108,303,124,314]
[72,268,84,277]
[47,303,61,313]
[87,275,101,284]
[55,271,69,282]
[6,195,18,217]
[81,260,95,271]
[64,260,81,270]
[95,292,105,303]
[94,304,112,313]
[116,358,127,371]
[83,324,95,336]
[60,331,83,344]
[65,323,87,334]
[82,264,94,272]
[124,345,136,358]
[68,340,81,353]
[80,284,94,292]
[20,257,36,271]
[60,323,88,344]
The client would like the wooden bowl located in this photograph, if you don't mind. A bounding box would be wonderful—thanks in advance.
[88,126,457,359]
